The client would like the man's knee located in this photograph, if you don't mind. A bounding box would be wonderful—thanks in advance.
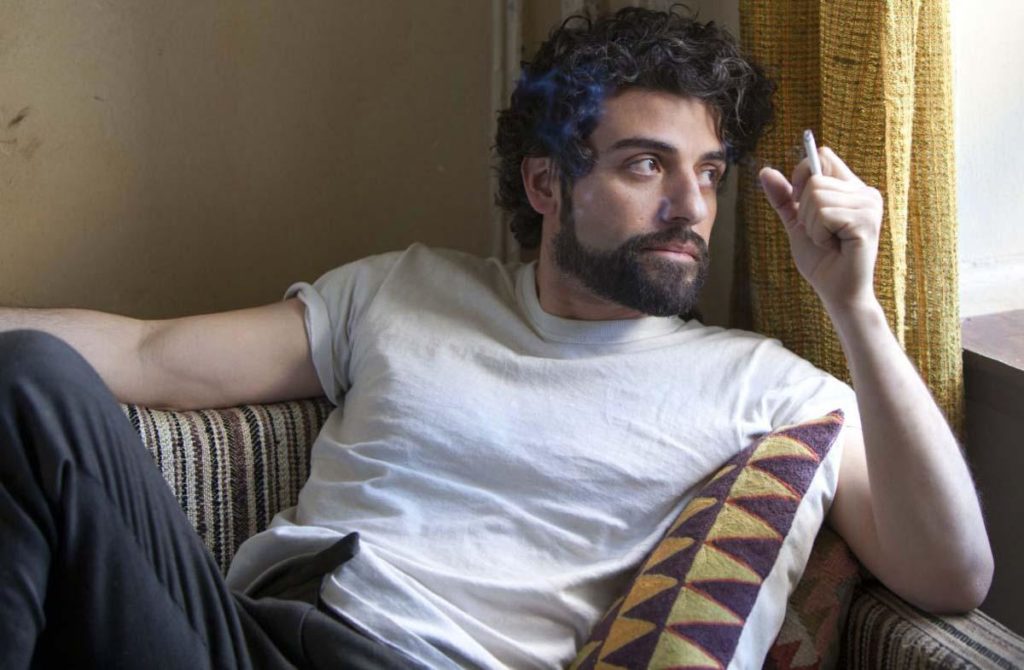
[0,330,97,397]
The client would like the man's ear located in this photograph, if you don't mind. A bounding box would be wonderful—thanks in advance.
[521,156,560,217]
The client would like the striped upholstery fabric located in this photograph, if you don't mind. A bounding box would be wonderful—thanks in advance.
[122,398,1024,667]
[844,582,1024,669]
[122,397,334,573]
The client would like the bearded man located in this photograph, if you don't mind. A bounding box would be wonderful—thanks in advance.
[0,7,990,669]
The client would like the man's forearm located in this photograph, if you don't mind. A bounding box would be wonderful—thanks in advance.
[0,307,147,402]
[827,298,993,609]
[759,146,991,611]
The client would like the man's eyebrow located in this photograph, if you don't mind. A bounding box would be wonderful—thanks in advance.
[701,149,729,163]
[605,137,727,162]
[608,137,677,154]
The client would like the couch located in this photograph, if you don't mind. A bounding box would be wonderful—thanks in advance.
[123,398,1024,669]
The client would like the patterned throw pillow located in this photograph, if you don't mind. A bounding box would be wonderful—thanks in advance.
[572,411,846,670]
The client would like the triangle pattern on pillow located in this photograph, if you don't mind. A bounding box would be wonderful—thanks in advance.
[572,412,844,670]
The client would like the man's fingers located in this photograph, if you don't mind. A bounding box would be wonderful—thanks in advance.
[800,184,878,214]
[798,181,882,245]
[796,175,865,202]
[806,207,854,249]
[819,147,863,184]
[792,146,864,200]
[758,167,798,227]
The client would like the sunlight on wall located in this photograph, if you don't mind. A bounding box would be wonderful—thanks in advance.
[951,0,1024,317]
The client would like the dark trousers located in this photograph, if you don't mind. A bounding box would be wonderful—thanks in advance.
[0,330,412,670]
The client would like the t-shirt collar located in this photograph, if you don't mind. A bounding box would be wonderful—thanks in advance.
[515,262,687,344]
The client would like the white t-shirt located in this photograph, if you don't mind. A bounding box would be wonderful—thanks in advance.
[226,244,859,669]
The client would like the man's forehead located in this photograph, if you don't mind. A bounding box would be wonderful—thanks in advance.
[591,89,723,154]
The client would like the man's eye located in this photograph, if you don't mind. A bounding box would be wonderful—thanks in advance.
[700,167,723,186]
[629,158,660,175]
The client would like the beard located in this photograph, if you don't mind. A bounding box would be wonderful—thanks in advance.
[552,192,710,318]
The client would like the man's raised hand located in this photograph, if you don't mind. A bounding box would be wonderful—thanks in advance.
[758,146,884,313]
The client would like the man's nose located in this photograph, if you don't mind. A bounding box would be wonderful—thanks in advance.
[659,176,709,226]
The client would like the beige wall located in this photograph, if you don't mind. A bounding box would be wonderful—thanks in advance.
[0,1,744,322]
[0,1,495,318]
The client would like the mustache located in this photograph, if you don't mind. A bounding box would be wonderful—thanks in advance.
[622,228,710,260]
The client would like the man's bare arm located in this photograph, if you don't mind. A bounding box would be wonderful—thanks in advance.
[826,309,992,613]
[0,299,322,410]
[759,147,993,613]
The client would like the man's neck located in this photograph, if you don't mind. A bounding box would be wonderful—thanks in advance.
[534,249,646,322]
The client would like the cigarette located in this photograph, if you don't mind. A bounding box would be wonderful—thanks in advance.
[803,129,822,176]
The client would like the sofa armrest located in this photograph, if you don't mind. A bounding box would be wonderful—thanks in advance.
[843,580,1024,669]
[122,397,333,573]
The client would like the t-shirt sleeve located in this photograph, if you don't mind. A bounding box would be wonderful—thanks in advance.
[284,251,401,405]
[764,369,861,431]
[748,338,862,433]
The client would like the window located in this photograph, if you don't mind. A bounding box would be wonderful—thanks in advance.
[951,0,1024,319]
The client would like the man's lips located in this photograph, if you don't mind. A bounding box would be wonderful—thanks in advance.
[644,242,701,261]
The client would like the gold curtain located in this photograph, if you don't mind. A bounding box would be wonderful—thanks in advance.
[734,0,963,432]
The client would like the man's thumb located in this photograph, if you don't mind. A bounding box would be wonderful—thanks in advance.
[758,167,798,228]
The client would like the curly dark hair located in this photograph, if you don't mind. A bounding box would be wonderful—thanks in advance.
[494,6,775,249]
